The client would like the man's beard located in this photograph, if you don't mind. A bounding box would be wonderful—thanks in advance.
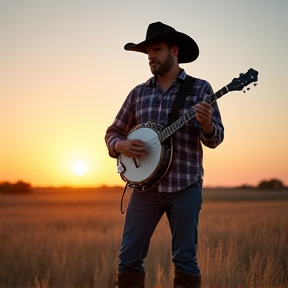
[150,52,174,76]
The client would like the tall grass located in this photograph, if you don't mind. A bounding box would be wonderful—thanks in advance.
[0,188,287,288]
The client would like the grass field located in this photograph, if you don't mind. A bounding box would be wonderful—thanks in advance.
[0,187,287,288]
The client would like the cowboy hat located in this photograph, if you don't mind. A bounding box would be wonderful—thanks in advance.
[124,21,199,63]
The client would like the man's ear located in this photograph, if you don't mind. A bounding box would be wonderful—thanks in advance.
[171,45,179,59]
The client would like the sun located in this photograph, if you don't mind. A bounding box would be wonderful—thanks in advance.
[73,161,87,175]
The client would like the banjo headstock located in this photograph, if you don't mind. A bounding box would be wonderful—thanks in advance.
[227,68,258,93]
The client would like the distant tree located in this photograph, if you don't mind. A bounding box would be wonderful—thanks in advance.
[0,181,32,194]
[257,179,284,190]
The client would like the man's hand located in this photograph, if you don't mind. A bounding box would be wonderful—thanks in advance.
[115,139,146,158]
[194,102,214,136]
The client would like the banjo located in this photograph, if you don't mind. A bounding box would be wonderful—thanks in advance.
[117,68,258,191]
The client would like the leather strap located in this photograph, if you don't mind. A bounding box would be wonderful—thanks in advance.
[167,75,196,125]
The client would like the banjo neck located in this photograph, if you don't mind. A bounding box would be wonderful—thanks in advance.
[158,68,259,143]
[159,86,228,143]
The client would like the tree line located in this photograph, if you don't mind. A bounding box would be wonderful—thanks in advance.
[0,178,287,194]
[0,181,32,194]
[237,178,287,190]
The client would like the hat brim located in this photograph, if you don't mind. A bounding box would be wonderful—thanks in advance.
[124,31,199,63]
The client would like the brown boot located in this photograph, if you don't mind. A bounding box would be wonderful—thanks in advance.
[173,269,201,288]
[115,271,146,288]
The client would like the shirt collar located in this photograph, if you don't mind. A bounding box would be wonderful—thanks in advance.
[177,69,186,82]
[146,69,187,87]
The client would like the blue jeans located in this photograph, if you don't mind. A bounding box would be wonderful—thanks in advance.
[118,180,203,276]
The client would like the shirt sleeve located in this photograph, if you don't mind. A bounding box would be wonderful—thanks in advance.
[104,89,137,158]
[199,82,224,148]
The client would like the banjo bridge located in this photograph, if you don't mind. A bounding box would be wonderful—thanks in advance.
[133,157,140,168]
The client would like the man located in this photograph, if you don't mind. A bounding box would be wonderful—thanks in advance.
[105,22,224,288]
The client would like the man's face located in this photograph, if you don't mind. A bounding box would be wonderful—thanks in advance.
[147,42,175,76]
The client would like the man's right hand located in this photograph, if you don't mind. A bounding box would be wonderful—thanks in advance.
[115,139,146,158]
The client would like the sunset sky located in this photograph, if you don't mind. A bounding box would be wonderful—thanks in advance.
[1,0,287,188]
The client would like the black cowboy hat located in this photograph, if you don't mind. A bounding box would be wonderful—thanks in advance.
[124,21,199,63]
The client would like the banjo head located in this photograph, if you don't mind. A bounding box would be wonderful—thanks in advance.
[119,125,164,184]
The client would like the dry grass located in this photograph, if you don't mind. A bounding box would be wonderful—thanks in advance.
[0,187,287,288]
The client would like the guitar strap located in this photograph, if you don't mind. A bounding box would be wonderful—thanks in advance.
[167,75,196,125]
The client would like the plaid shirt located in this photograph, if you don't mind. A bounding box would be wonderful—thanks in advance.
[105,70,224,192]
